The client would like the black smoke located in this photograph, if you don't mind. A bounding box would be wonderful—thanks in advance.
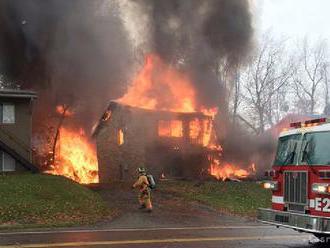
[140,0,259,173]
[137,0,254,162]
[140,0,253,109]
[0,0,253,128]
[0,0,132,129]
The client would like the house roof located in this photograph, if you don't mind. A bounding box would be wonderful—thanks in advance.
[91,101,212,138]
[0,89,37,99]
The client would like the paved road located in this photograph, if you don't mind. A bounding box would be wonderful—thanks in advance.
[0,184,327,247]
[0,224,325,247]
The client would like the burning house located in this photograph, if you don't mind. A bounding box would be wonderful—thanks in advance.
[92,54,252,183]
[0,1,255,184]
[93,101,217,182]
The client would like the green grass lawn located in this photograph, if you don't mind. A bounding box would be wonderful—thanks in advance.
[0,173,112,229]
[158,180,272,217]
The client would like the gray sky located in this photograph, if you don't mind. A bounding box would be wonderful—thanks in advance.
[256,0,329,41]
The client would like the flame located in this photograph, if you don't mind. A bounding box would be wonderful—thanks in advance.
[209,159,250,181]
[158,120,183,137]
[118,129,124,145]
[201,107,218,118]
[56,105,73,117]
[47,127,98,184]
[118,54,196,113]
[189,119,202,140]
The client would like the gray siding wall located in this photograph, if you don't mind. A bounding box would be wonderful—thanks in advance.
[0,97,33,164]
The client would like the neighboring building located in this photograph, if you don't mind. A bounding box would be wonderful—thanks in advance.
[0,89,38,173]
[93,102,215,183]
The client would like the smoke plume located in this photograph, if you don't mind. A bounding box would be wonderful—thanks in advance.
[138,0,253,108]
[0,0,253,128]
[0,0,132,129]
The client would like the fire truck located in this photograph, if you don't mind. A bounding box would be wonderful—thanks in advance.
[258,117,330,239]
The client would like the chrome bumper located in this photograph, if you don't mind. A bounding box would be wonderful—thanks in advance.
[257,208,330,234]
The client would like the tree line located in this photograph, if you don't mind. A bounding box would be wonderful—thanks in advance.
[226,33,329,135]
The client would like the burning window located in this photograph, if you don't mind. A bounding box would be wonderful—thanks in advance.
[189,118,214,146]
[189,119,202,143]
[118,129,124,145]
[158,120,183,137]
[202,119,212,146]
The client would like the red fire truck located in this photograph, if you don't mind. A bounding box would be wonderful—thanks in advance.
[258,117,330,239]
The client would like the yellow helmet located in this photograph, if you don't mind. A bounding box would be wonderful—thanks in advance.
[137,166,146,174]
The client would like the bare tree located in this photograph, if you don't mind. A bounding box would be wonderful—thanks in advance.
[231,68,241,125]
[224,61,244,126]
[213,54,245,128]
[292,38,328,114]
[240,34,293,134]
[214,57,232,108]
[266,85,290,125]
[322,62,330,114]
[51,104,71,166]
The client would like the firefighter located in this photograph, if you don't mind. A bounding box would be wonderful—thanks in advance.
[132,166,153,212]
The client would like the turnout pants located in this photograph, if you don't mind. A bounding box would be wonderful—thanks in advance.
[139,189,152,210]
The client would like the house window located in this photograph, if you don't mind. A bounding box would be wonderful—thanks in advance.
[0,104,15,124]
[102,110,112,121]
[189,119,203,145]
[158,120,183,138]
[0,151,16,172]
[118,129,124,145]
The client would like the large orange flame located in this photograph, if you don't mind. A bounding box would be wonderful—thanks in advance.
[47,127,98,184]
[209,159,249,181]
[118,54,197,113]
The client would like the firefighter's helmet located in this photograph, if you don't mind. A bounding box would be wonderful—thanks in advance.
[137,166,146,175]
